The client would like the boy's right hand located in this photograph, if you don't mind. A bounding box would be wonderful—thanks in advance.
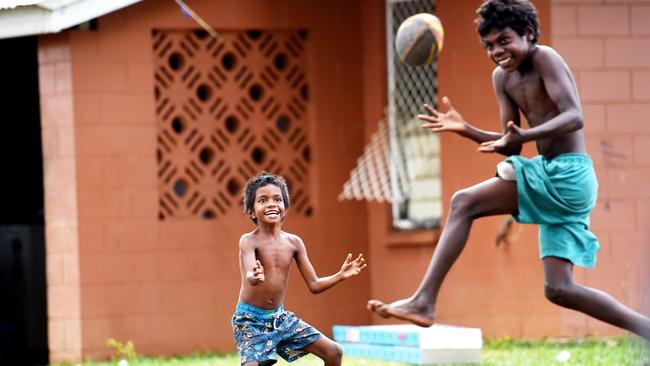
[248,260,265,285]
[418,96,466,133]
[478,121,523,153]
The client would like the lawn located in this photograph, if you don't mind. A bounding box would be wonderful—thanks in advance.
[54,337,649,366]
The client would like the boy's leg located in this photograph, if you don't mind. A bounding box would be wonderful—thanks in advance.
[368,177,518,326]
[300,335,343,366]
[543,256,650,340]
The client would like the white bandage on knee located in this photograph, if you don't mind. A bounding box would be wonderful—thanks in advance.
[497,160,516,181]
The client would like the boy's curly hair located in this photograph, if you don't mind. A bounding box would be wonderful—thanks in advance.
[243,171,290,224]
[475,0,540,44]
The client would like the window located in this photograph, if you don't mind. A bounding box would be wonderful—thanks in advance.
[386,0,442,230]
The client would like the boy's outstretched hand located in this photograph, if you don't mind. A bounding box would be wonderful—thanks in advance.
[478,121,523,153]
[418,96,466,133]
[248,260,265,285]
[340,253,367,279]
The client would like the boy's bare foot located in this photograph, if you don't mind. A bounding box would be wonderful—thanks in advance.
[366,299,435,327]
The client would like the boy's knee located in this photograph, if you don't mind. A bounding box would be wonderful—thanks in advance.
[325,342,343,362]
[450,188,482,217]
[544,282,573,306]
[450,189,472,211]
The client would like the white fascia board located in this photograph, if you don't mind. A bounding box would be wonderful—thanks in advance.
[0,0,142,39]
[0,1,42,9]
[37,0,83,11]
[0,6,51,38]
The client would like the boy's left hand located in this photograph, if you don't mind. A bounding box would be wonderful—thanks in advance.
[478,121,523,153]
[340,253,367,279]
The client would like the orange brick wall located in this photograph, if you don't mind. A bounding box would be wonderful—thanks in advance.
[39,0,370,361]
[38,0,650,362]
[39,34,83,362]
[551,0,650,337]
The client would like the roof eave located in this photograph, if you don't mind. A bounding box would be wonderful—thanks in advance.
[0,0,143,39]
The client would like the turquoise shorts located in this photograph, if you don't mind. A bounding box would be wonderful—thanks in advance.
[231,303,321,365]
[505,153,600,268]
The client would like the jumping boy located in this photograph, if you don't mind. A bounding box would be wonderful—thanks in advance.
[368,0,650,340]
[233,172,367,365]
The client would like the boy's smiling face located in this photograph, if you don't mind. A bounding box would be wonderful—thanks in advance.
[482,26,532,72]
[250,184,287,225]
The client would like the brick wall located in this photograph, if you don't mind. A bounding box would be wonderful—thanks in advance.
[37,0,650,361]
[551,0,650,336]
[38,34,82,362]
[38,0,370,361]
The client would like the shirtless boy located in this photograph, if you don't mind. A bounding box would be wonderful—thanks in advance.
[233,172,367,365]
[368,0,650,340]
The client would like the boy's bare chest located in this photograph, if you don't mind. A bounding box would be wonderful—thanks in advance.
[256,243,295,268]
[504,72,548,114]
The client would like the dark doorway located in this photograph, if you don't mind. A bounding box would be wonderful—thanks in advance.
[0,36,48,366]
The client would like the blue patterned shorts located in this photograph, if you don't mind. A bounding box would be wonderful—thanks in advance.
[231,303,321,365]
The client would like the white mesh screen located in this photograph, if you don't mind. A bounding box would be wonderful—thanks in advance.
[387,0,442,229]
[339,0,442,229]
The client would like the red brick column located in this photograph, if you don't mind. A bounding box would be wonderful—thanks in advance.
[38,33,82,362]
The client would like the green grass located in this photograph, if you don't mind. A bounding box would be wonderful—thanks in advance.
[54,337,649,366]
[480,337,648,366]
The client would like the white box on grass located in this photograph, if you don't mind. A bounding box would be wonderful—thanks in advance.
[333,324,482,365]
